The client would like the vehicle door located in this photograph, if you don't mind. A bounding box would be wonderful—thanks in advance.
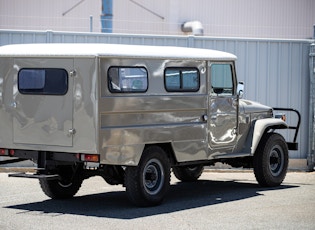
[208,62,238,153]
[12,58,74,147]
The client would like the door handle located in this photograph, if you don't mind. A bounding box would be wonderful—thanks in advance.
[202,114,208,122]
[68,128,76,136]
[11,102,17,108]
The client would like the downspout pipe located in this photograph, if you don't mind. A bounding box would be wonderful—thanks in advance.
[181,21,204,36]
[308,42,315,171]
[101,0,113,33]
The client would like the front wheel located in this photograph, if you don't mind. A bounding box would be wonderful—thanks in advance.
[253,133,288,187]
[125,146,170,207]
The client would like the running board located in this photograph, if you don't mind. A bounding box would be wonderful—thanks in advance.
[9,172,60,180]
[0,158,28,165]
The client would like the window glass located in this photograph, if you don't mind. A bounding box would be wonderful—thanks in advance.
[211,64,234,95]
[165,69,180,90]
[18,68,68,95]
[165,68,199,92]
[108,67,148,93]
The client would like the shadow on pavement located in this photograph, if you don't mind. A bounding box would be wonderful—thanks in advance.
[6,179,297,219]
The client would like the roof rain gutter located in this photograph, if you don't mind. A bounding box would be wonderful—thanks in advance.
[181,21,204,36]
[101,0,113,33]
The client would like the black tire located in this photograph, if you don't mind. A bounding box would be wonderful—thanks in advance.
[125,146,170,207]
[39,165,83,199]
[253,132,288,187]
[173,165,204,182]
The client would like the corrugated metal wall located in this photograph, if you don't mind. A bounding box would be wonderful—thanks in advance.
[113,0,315,39]
[0,0,101,32]
[0,29,312,160]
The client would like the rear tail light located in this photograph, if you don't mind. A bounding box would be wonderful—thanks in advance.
[80,154,99,162]
[0,149,13,156]
[9,149,15,156]
[0,149,7,155]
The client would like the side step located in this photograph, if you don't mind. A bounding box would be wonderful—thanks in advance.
[9,172,60,180]
[0,158,28,165]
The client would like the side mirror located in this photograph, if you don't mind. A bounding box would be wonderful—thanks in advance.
[237,82,244,98]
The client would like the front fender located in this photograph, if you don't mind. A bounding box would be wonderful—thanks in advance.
[251,118,288,154]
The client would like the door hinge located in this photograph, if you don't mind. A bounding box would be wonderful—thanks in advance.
[70,69,77,77]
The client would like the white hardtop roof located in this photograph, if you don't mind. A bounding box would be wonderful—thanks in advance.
[0,43,237,61]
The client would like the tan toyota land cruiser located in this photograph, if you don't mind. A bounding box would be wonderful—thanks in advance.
[0,43,300,206]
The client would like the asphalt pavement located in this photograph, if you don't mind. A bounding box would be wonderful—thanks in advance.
[0,170,314,230]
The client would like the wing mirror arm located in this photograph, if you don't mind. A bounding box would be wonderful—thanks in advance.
[237,81,244,98]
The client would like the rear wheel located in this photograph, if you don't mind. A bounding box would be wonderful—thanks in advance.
[253,133,288,187]
[39,164,83,199]
[125,146,170,207]
[173,165,204,182]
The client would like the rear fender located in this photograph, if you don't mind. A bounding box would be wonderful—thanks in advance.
[251,118,288,154]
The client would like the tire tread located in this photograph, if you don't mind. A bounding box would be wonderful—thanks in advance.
[253,132,288,187]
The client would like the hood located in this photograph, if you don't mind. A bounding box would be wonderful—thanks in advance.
[239,99,272,114]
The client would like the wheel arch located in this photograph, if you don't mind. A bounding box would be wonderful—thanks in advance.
[144,143,177,165]
[251,118,288,154]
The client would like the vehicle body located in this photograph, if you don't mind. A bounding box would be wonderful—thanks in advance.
[0,43,300,206]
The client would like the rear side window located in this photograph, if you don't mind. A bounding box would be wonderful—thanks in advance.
[18,68,68,95]
[165,68,199,92]
[108,67,148,93]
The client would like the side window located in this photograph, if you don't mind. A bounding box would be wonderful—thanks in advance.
[18,68,68,95]
[108,67,148,93]
[165,68,199,92]
[210,64,234,95]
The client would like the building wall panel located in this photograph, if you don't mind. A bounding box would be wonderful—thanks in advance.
[112,0,315,39]
[1,0,314,38]
[0,30,311,159]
